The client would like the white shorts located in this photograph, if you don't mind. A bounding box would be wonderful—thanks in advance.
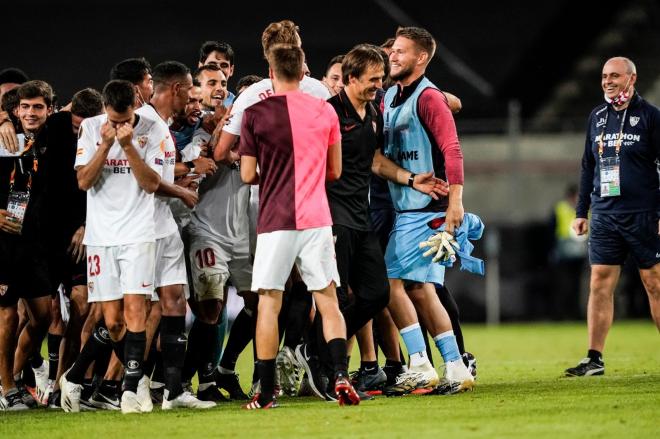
[151,232,188,302]
[86,242,156,303]
[155,232,188,288]
[251,226,340,292]
[189,233,253,302]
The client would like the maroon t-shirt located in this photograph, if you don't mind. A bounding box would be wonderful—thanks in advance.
[239,90,341,234]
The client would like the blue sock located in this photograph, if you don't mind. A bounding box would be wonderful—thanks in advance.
[434,331,461,362]
[400,323,426,356]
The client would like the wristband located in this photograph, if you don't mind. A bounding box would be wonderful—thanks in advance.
[184,161,195,172]
[408,173,416,187]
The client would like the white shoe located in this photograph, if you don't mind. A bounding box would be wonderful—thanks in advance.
[37,379,55,406]
[136,376,153,412]
[121,391,141,414]
[438,359,475,394]
[383,361,439,396]
[276,346,301,396]
[162,390,216,410]
[33,360,49,403]
[59,371,82,413]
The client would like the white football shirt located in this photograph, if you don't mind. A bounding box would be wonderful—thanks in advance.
[75,113,166,246]
[222,75,331,135]
[136,105,178,239]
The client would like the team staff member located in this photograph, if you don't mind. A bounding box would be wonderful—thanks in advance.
[565,57,660,377]
[304,44,448,398]
[0,81,54,410]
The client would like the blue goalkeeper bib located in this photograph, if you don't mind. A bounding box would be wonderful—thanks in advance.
[383,77,438,212]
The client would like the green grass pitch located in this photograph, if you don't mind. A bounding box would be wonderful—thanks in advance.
[1,321,658,438]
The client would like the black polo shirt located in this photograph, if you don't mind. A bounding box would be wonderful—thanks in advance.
[326,89,384,231]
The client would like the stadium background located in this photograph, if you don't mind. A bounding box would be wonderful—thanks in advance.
[3,0,660,322]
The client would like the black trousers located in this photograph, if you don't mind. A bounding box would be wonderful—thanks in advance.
[333,224,390,337]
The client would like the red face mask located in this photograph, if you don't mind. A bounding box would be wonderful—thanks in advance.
[605,76,632,106]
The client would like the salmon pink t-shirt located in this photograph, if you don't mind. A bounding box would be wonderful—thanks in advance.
[239,89,341,234]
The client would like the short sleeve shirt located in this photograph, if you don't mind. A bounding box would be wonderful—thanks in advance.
[224,76,331,136]
[239,90,340,233]
[74,113,166,246]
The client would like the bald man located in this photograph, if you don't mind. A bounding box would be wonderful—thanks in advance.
[565,57,660,377]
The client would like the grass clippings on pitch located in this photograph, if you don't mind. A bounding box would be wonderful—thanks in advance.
[1,321,658,438]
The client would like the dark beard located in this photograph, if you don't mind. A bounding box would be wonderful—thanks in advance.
[390,64,414,82]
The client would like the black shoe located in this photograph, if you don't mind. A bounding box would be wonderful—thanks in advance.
[4,388,30,411]
[48,389,61,409]
[16,384,37,408]
[351,367,387,392]
[565,357,605,377]
[462,352,477,379]
[150,384,165,404]
[215,372,248,400]
[294,343,325,400]
[89,384,120,410]
[382,365,404,386]
[197,385,229,402]
[81,380,95,401]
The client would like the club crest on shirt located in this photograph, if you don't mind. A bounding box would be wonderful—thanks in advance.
[87,281,94,293]
[0,284,7,296]
[630,116,640,127]
[137,135,148,148]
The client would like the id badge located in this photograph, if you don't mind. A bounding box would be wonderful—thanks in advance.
[599,156,621,197]
[6,190,30,233]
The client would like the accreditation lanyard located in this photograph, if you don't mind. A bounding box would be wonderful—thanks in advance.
[597,108,627,197]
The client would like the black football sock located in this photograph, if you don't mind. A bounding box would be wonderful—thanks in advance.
[111,334,126,365]
[123,331,146,393]
[47,333,63,381]
[256,359,276,403]
[219,308,255,372]
[436,285,465,354]
[197,321,219,386]
[143,329,159,379]
[67,322,112,384]
[588,349,603,363]
[327,338,349,379]
[160,316,186,400]
[28,352,44,369]
[283,282,312,349]
[360,360,378,373]
[182,318,202,383]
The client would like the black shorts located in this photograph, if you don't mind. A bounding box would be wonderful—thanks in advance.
[47,249,87,297]
[0,233,52,307]
[589,212,660,269]
[332,224,389,314]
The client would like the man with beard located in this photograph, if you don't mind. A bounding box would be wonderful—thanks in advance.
[380,27,474,395]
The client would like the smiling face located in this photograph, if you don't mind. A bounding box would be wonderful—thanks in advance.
[323,62,344,95]
[348,63,384,104]
[18,96,50,133]
[602,58,636,102]
[388,36,422,83]
[199,69,228,110]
